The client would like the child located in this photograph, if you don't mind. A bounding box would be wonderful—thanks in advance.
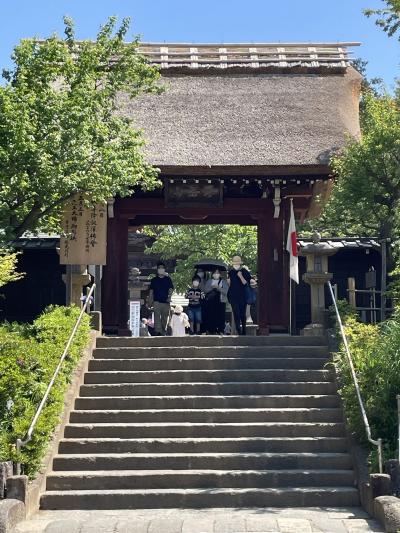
[170,305,189,337]
[185,275,205,334]
[139,318,150,337]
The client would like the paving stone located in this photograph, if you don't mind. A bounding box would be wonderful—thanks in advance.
[79,519,118,533]
[213,517,246,532]
[331,509,373,521]
[10,509,384,533]
[245,515,279,531]
[182,517,215,533]
[341,519,383,532]
[44,519,80,533]
[306,513,348,533]
[148,517,183,533]
[14,523,48,533]
[116,519,149,533]
[278,518,313,533]
[311,525,324,533]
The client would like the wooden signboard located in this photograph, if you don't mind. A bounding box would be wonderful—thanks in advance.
[165,180,223,208]
[60,194,107,265]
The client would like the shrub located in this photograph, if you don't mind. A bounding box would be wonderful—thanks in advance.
[0,305,90,477]
[334,308,400,469]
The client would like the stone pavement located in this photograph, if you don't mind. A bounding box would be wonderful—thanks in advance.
[12,507,383,533]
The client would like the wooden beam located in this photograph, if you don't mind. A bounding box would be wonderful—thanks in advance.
[158,165,331,177]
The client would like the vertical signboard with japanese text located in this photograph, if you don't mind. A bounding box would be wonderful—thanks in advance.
[129,300,141,337]
[60,194,107,265]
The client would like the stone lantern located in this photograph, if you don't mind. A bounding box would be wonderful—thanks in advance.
[128,267,144,302]
[299,232,337,336]
[62,265,91,307]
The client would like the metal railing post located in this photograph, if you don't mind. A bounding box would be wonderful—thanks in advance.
[15,284,96,475]
[327,280,383,473]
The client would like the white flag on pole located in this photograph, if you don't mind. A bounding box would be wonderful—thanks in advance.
[286,200,299,284]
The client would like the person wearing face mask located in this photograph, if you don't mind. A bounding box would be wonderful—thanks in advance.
[185,275,205,334]
[195,268,206,290]
[227,255,252,335]
[204,268,229,334]
[149,261,174,336]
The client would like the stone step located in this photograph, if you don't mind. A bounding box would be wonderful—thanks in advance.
[96,336,328,348]
[93,346,329,359]
[58,437,349,454]
[46,469,355,491]
[79,381,337,396]
[83,369,333,384]
[69,408,343,424]
[64,422,346,439]
[75,394,341,410]
[52,452,353,471]
[40,334,358,511]
[40,486,360,509]
[88,357,329,371]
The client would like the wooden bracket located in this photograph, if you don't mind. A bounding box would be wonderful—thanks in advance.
[273,186,281,218]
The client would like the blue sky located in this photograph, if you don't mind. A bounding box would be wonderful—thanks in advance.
[1,0,399,90]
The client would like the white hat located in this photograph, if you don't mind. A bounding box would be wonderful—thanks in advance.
[174,304,184,313]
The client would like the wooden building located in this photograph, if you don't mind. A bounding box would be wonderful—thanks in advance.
[103,43,362,335]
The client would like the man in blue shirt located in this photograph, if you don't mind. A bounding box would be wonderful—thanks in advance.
[149,262,174,336]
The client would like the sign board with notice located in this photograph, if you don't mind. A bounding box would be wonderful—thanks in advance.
[129,300,141,337]
[60,194,107,265]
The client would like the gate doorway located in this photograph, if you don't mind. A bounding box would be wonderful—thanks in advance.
[101,185,314,336]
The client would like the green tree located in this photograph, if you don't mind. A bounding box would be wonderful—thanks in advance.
[144,225,258,292]
[0,248,23,288]
[300,94,400,267]
[364,0,400,39]
[0,16,161,242]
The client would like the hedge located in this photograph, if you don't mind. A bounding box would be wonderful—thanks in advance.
[333,305,400,469]
[0,305,90,477]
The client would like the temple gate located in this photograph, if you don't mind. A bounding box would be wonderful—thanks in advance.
[101,42,362,335]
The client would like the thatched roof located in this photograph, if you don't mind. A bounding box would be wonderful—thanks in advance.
[117,43,362,172]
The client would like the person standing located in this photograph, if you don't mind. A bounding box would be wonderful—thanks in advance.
[195,267,207,334]
[195,268,206,290]
[170,304,189,337]
[228,255,251,335]
[204,269,229,334]
[185,275,205,334]
[149,262,174,336]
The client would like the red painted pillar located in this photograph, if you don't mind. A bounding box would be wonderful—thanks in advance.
[102,213,130,335]
[257,205,290,334]
[257,214,271,335]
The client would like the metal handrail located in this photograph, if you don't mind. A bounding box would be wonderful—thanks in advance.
[15,283,96,475]
[327,280,383,473]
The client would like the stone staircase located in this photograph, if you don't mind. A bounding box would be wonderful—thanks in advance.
[40,335,359,509]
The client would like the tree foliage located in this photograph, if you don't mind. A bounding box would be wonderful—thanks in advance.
[144,225,258,292]
[0,17,161,241]
[364,0,400,39]
[0,248,24,288]
[300,93,400,265]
